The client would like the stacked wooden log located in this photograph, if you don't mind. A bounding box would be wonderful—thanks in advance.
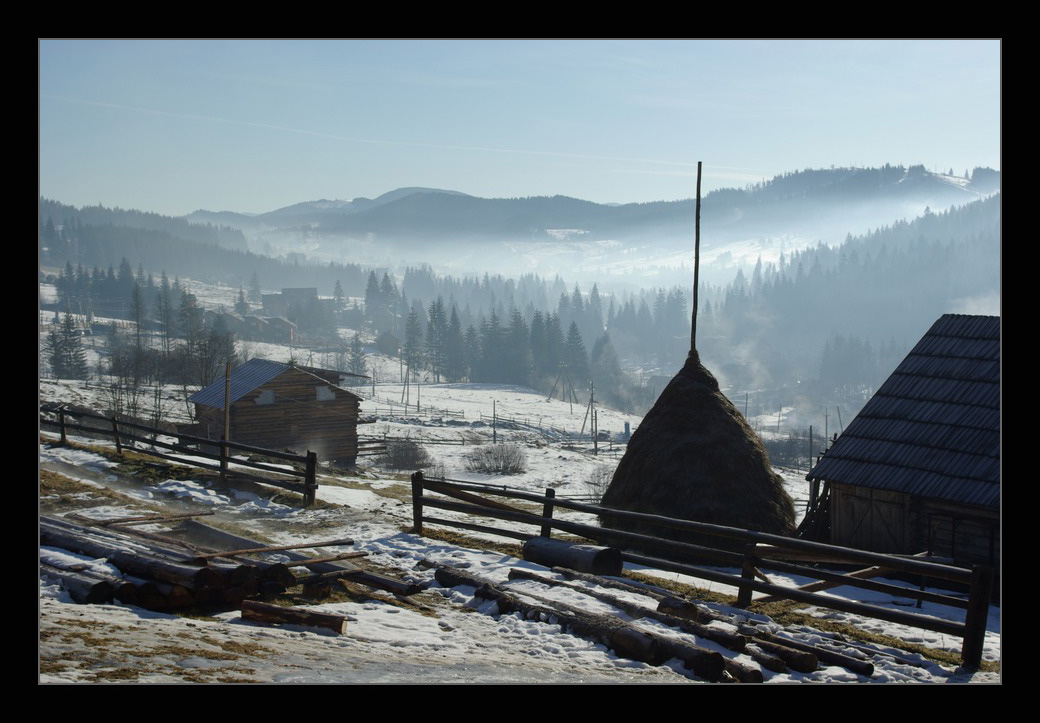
[431,561,880,682]
[39,515,294,610]
[179,519,422,599]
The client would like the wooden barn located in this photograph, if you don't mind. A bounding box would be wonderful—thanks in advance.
[801,314,999,568]
[188,358,364,465]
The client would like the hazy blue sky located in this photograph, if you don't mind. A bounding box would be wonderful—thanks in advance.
[39,39,1000,216]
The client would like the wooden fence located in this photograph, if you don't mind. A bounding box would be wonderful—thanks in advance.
[409,472,995,668]
[41,406,318,505]
[356,439,388,457]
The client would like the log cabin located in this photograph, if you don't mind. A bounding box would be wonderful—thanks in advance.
[189,358,365,465]
[801,314,999,568]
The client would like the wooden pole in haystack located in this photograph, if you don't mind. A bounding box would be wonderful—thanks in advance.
[599,160,796,550]
[691,160,702,353]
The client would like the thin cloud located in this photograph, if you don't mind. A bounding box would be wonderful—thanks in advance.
[44,94,726,171]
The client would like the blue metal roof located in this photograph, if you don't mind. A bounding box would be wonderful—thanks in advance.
[808,314,999,509]
[188,358,291,409]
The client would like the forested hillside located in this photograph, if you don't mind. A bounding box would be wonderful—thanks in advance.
[694,194,1000,412]
[39,173,999,420]
[40,198,369,297]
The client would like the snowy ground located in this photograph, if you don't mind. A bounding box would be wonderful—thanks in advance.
[37,287,999,685]
[38,377,1000,684]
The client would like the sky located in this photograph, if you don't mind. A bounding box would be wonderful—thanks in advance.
[39,39,1000,217]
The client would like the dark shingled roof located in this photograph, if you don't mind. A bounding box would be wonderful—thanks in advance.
[808,314,999,509]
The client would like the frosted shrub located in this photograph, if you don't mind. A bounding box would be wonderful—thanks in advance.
[381,439,434,471]
[585,465,615,502]
[465,444,528,475]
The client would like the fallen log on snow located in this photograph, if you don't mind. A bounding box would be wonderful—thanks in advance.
[189,538,355,565]
[435,565,667,667]
[285,552,369,566]
[552,567,733,625]
[180,519,411,597]
[40,519,224,591]
[742,644,789,673]
[40,563,113,604]
[824,636,927,669]
[734,629,817,673]
[506,568,746,652]
[656,595,734,625]
[435,564,727,681]
[297,568,422,597]
[75,511,216,527]
[521,537,623,576]
[241,600,348,634]
[746,628,874,677]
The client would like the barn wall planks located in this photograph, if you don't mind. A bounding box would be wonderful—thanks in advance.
[196,367,360,464]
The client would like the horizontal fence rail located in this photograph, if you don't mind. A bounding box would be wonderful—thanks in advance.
[40,405,318,505]
[408,472,994,668]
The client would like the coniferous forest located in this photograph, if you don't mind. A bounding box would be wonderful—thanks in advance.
[39,174,1000,418]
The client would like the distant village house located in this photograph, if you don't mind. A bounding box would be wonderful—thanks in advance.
[187,358,367,465]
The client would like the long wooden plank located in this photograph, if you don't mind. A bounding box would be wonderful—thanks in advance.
[81,512,217,527]
[241,600,347,634]
[435,564,727,682]
[190,538,355,563]
[506,568,746,651]
[423,478,528,514]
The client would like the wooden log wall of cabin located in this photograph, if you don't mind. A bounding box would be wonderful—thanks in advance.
[196,368,360,463]
[830,483,910,554]
[830,482,999,568]
[920,500,1000,568]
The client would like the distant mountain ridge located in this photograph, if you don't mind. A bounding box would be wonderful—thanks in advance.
[183,165,999,244]
[40,198,249,251]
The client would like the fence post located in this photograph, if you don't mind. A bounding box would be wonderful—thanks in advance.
[737,544,757,608]
[219,436,228,484]
[540,487,556,538]
[303,451,317,506]
[58,408,67,444]
[961,565,994,668]
[111,417,122,454]
[411,471,424,535]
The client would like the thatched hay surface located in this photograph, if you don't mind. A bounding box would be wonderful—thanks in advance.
[601,352,795,548]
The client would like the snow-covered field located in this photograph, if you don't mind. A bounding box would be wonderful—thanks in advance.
[37,269,999,684]
[38,373,1000,684]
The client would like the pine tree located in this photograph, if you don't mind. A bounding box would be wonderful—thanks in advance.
[529,311,547,378]
[177,292,207,385]
[364,271,380,321]
[348,333,367,379]
[444,306,465,383]
[504,308,531,386]
[425,297,448,382]
[48,313,88,379]
[463,325,480,382]
[478,310,505,383]
[235,287,249,315]
[590,333,625,408]
[248,272,262,303]
[403,306,424,380]
[156,272,174,356]
[45,327,63,378]
[564,322,589,388]
[131,282,146,351]
[587,284,604,337]
[544,313,564,377]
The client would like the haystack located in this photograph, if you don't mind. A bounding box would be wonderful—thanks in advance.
[601,161,794,552]
[600,350,795,550]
